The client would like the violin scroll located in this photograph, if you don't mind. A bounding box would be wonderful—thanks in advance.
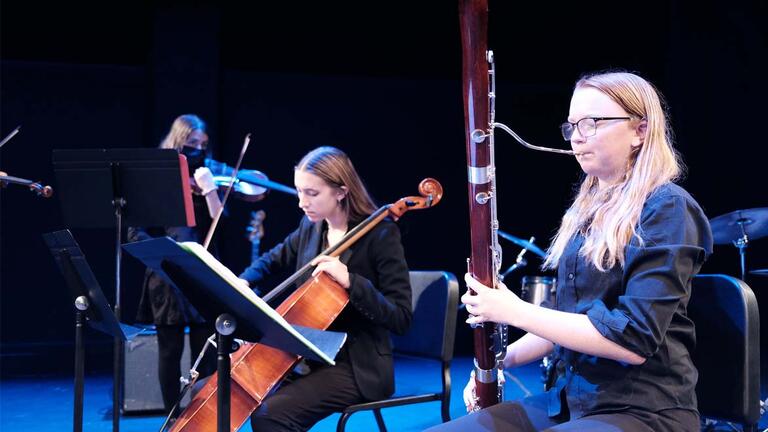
[0,173,53,198]
[33,183,54,198]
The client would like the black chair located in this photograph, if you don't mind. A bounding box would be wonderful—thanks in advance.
[336,270,459,432]
[689,274,762,431]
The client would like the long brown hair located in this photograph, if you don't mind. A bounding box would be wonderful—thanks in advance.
[543,71,683,271]
[296,146,378,222]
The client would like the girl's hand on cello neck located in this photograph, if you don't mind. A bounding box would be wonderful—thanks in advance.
[311,255,350,289]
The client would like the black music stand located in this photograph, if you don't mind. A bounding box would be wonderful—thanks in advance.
[43,229,144,432]
[52,148,195,432]
[123,237,347,432]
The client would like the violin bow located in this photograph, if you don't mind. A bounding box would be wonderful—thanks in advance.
[0,126,20,149]
[203,133,251,249]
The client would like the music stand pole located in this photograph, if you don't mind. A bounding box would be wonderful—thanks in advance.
[215,314,236,432]
[44,230,142,432]
[123,238,348,431]
[74,296,89,432]
[53,149,195,432]
[111,167,126,432]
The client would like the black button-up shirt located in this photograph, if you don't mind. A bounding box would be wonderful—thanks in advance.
[547,183,713,418]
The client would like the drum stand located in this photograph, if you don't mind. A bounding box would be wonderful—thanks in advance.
[499,238,534,282]
[733,223,749,281]
[708,207,768,282]
[499,257,526,282]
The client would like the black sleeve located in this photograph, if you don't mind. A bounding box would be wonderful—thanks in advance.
[585,193,713,357]
[346,222,412,336]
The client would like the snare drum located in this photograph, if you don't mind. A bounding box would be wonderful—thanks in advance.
[521,275,558,389]
[521,276,556,307]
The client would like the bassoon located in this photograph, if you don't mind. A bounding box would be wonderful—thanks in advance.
[459,0,507,409]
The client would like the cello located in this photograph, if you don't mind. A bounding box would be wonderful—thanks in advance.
[169,178,443,432]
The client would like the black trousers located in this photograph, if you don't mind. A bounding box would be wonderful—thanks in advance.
[250,359,366,432]
[155,323,215,413]
[424,393,700,432]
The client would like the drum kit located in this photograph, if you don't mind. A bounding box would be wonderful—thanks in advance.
[498,230,556,388]
[708,207,768,281]
[497,229,553,303]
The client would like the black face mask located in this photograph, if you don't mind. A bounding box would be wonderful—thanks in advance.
[181,147,206,171]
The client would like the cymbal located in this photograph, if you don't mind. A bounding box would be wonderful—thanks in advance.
[709,208,768,245]
[750,269,768,277]
[497,230,547,258]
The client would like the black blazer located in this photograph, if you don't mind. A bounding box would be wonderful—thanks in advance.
[240,215,412,400]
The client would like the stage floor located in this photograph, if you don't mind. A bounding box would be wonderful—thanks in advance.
[1,356,765,431]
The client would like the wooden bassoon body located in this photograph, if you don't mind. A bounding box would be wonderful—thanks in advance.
[459,0,507,410]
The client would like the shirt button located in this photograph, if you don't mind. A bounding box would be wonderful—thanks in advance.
[567,273,574,280]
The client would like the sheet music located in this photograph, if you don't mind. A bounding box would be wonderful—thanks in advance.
[178,241,335,365]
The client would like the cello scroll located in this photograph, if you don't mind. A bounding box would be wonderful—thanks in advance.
[387,178,443,219]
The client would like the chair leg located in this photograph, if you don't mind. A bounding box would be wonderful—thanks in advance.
[373,409,387,432]
[336,412,352,432]
[441,398,451,423]
[441,362,452,422]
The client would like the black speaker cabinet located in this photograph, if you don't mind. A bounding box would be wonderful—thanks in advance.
[122,329,191,413]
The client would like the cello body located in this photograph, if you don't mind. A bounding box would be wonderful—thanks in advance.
[169,272,348,432]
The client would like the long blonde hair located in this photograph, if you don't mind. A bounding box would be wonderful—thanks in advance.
[159,114,206,150]
[543,72,683,271]
[296,146,378,222]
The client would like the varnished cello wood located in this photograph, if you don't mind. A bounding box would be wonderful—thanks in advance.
[169,179,442,431]
[170,272,349,432]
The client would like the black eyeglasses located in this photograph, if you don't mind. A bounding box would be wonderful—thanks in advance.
[560,117,632,141]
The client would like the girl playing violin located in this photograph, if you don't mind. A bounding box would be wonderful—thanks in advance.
[127,114,219,417]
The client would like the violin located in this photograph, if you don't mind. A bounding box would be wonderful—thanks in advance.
[0,172,53,198]
[207,159,269,202]
[189,159,297,202]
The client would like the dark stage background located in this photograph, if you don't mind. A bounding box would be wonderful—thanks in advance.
[1,1,766,376]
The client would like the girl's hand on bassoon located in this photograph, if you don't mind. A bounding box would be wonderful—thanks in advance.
[463,368,506,413]
[311,255,351,289]
[463,371,478,412]
[462,273,523,326]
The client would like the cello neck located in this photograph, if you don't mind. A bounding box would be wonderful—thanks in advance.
[261,206,391,304]
[261,178,443,304]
